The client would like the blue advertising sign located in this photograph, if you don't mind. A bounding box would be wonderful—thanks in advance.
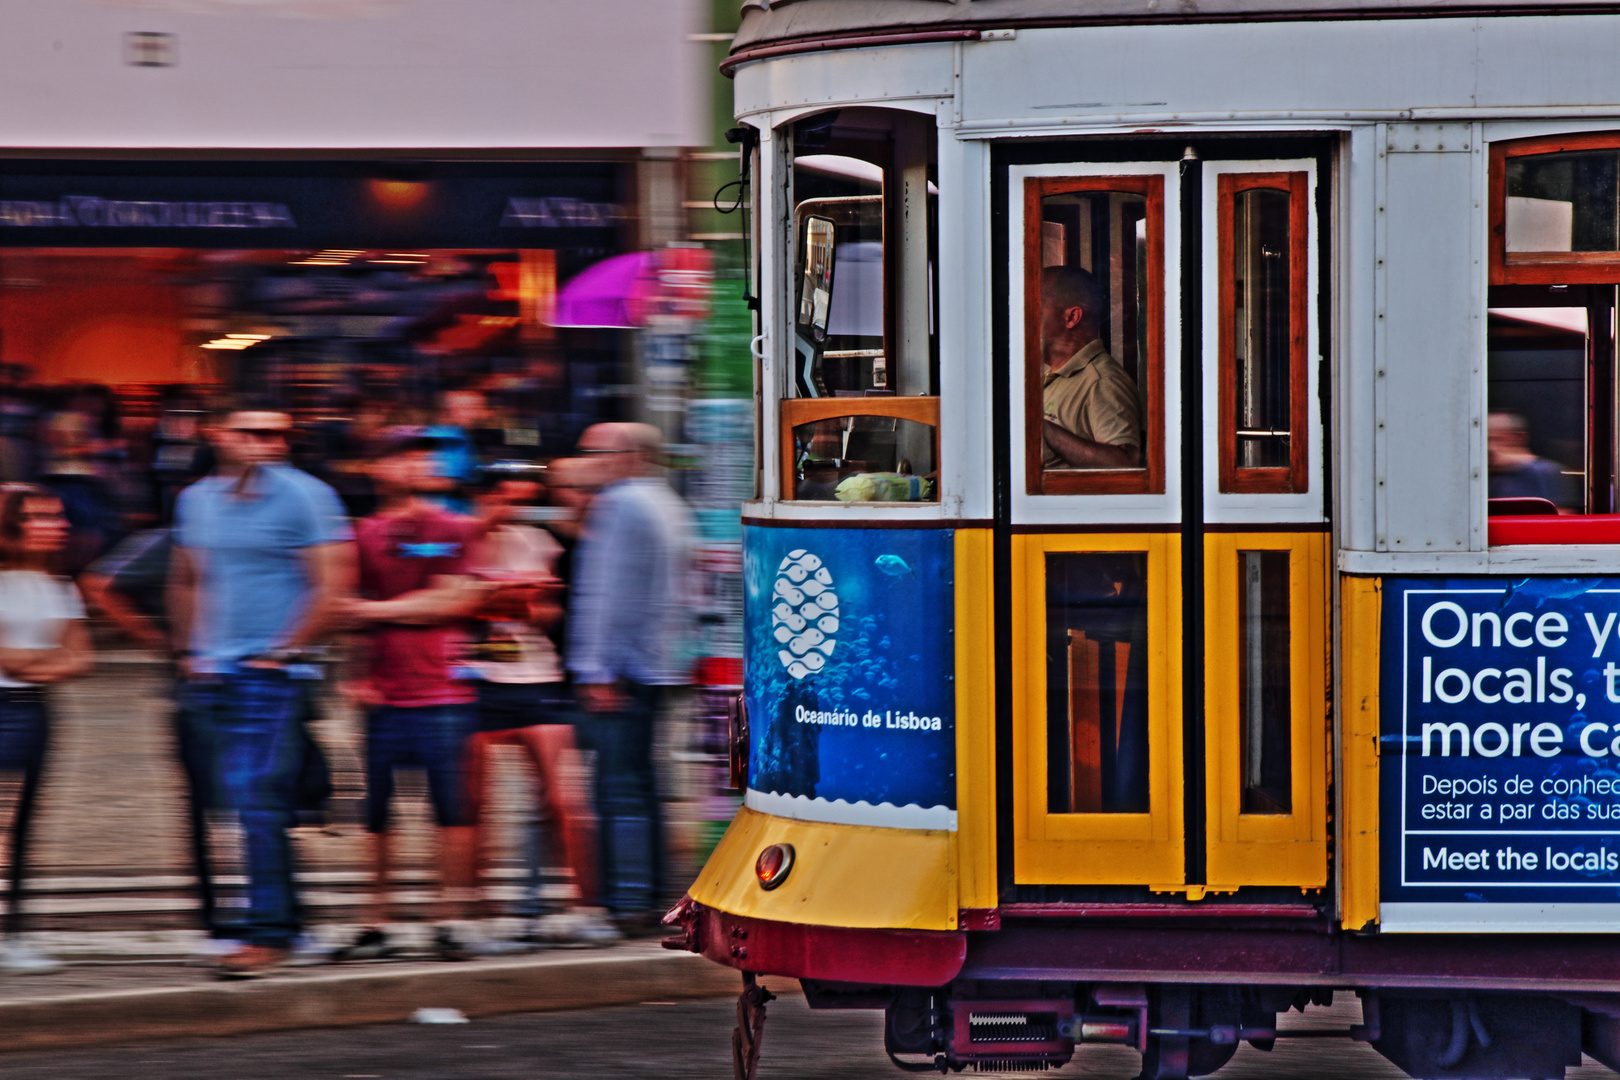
[743,525,955,830]
[1381,577,1620,931]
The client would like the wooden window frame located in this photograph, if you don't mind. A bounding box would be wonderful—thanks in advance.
[1216,171,1310,495]
[1023,175,1166,496]
[779,395,940,501]
[1490,131,1620,285]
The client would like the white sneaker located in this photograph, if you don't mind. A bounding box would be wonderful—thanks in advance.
[0,941,62,975]
[571,910,624,946]
[532,910,622,947]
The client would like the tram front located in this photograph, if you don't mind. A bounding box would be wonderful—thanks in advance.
[668,3,1620,1079]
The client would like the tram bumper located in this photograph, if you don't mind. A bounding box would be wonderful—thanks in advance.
[663,896,966,986]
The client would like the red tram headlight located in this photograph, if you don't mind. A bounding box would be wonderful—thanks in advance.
[755,843,795,890]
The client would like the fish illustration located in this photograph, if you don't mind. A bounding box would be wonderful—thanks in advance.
[875,554,914,578]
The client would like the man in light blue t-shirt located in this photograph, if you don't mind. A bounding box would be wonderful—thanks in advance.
[170,404,352,977]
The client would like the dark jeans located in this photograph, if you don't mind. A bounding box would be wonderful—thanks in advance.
[364,703,476,833]
[173,685,222,935]
[0,691,48,938]
[183,670,306,949]
[576,682,664,916]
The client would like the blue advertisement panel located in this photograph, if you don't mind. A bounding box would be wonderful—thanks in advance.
[1381,577,1620,931]
[743,525,955,830]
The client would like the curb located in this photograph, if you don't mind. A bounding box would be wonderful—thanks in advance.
[0,946,744,1052]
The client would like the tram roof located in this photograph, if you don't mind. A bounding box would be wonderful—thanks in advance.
[732,0,1620,62]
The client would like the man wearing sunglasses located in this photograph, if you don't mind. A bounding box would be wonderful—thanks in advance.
[168,403,353,977]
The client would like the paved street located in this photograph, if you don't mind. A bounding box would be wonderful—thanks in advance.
[0,991,1616,1080]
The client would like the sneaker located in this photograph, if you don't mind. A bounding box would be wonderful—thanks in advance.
[0,941,62,975]
[569,910,624,947]
[433,925,471,962]
[332,927,396,963]
[287,933,334,967]
[215,943,289,980]
[529,910,624,948]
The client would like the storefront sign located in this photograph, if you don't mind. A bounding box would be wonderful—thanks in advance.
[1381,577,1620,931]
[743,525,955,830]
[0,162,625,249]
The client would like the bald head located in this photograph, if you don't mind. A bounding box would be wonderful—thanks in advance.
[578,422,663,482]
[1039,265,1105,369]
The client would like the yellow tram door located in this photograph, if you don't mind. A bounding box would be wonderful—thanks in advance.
[1007,152,1330,896]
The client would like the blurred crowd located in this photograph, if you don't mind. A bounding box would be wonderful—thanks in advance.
[0,377,695,978]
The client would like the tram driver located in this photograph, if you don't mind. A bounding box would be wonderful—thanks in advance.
[1038,266,1142,471]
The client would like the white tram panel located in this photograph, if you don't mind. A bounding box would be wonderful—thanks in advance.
[731,7,1620,574]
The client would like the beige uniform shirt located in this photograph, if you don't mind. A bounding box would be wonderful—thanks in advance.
[1041,339,1143,469]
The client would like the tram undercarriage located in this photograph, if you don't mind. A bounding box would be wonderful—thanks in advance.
[669,899,1620,1078]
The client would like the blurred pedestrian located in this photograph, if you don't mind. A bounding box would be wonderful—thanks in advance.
[568,423,693,929]
[464,467,616,946]
[0,485,93,973]
[423,389,486,513]
[169,403,352,978]
[39,409,124,576]
[339,429,486,962]
[1487,410,1577,510]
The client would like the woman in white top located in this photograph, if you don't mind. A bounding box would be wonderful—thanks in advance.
[0,484,92,973]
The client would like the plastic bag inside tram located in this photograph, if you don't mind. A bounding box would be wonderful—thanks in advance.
[783,108,939,502]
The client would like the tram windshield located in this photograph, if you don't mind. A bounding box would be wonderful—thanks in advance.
[782,108,939,502]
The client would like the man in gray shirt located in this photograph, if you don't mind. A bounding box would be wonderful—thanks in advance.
[568,422,692,926]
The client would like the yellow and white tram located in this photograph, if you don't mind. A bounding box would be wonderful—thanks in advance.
[666,2,1620,1077]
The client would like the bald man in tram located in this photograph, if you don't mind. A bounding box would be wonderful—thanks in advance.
[1038,265,1142,471]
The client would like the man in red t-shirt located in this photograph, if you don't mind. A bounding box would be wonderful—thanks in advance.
[340,428,489,962]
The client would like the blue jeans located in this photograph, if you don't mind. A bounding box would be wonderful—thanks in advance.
[184,670,305,948]
[577,683,665,916]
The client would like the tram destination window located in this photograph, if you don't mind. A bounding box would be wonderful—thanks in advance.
[1025,176,1164,496]
[1045,552,1150,815]
[1238,550,1291,815]
[1218,173,1309,493]
[782,107,939,502]
[1488,135,1620,518]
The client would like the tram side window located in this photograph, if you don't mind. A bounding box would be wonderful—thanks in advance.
[784,108,939,502]
[1026,177,1163,496]
[1045,552,1150,815]
[1488,136,1620,516]
[1238,551,1291,815]
[1217,173,1309,493]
